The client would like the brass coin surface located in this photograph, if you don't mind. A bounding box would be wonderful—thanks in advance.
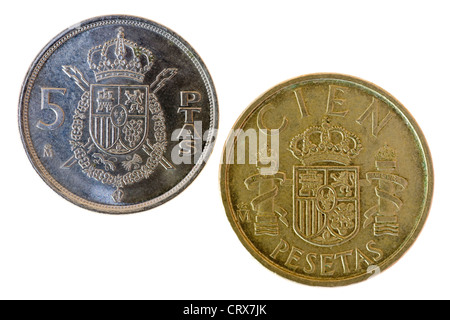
[220,73,433,286]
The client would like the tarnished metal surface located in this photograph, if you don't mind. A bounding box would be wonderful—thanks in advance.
[220,73,433,286]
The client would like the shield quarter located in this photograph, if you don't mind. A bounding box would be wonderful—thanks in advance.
[90,84,149,155]
[293,166,360,247]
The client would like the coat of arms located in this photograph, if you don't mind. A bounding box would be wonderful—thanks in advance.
[90,84,149,155]
[62,27,177,202]
[289,117,362,246]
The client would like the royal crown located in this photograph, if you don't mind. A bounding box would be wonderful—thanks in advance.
[87,27,154,83]
[375,144,397,162]
[289,117,362,165]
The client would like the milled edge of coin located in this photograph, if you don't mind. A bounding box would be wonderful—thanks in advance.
[219,73,433,286]
[18,15,219,214]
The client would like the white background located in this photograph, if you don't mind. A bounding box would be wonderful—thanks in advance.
[1,0,449,300]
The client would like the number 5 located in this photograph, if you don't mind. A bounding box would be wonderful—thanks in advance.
[36,88,66,130]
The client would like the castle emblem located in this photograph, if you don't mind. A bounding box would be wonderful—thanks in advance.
[289,117,362,246]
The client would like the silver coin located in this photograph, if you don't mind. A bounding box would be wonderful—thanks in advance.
[19,15,218,213]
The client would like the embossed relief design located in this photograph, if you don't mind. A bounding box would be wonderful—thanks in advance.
[294,167,359,246]
[238,87,410,250]
[62,28,177,202]
[241,106,290,236]
[223,75,431,287]
[244,169,288,236]
[363,145,408,236]
[289,117,362,246]
[43,144,54,158]
[90,84,149,154]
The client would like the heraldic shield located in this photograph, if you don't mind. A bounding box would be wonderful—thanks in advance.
[294,166,360,247]
[90,84,149,155]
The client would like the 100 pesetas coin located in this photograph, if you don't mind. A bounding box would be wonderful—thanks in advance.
[220,73,433,286]
[19,15,218,213]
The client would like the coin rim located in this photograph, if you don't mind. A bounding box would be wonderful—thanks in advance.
[219,73,433,286]
[18,15,219,214]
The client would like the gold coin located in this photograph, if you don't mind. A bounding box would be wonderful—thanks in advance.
[220,73,433,286]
